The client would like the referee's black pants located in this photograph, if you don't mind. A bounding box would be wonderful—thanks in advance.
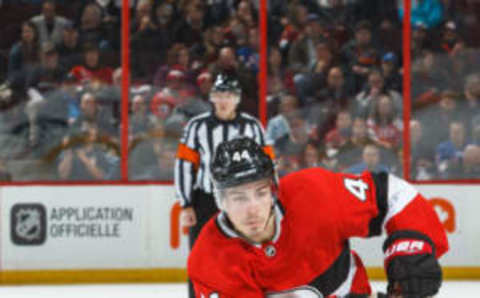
[188,189,219,298]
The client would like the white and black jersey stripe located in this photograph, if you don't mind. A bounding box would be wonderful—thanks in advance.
[174,112,272,207]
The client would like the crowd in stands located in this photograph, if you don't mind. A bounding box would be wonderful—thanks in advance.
[0,0,479,181]
[265,0,480,180]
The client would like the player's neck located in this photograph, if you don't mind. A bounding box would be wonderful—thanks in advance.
[249,213,276,244]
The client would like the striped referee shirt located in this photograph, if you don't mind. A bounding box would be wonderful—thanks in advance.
[174,111,274,207]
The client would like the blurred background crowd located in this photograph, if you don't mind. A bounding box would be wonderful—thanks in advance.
[265,0,480,181]
[0,0,479,182]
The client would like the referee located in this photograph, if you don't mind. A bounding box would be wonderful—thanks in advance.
[174,73,273,297]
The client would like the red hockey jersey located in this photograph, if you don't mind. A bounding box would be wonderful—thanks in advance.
[188,168,448,297]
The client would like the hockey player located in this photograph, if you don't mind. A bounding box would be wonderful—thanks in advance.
[188,137,448,298]
[175,74,273,298]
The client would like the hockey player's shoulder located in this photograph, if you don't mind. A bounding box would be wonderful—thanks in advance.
[280,167,335,185]
[188,217,250,283]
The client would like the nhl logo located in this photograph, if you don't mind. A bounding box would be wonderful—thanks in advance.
[11,203,47,245]
[264,245,276,257]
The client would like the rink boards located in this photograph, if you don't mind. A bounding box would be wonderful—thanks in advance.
[0,184,478,284]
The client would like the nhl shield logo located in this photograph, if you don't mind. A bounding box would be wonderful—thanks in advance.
[11,203,47,245]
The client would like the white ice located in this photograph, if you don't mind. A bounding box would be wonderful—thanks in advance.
[0,281,478,297]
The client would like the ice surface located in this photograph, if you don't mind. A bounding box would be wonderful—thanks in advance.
[0,281,478,297]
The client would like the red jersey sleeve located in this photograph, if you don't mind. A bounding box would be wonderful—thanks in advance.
[336,171,448,258]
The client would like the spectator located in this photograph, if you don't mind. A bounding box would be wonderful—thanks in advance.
[278,3,308,54]
[341,20,379,92]
[325,110,352,150]
[459,74,480,133]
[300,141,324,169]
[354,69,402,119]
[381,52,402,92]
[129,94,152,139]
[439,20,462,54]
[419,90,462,147]
[266,93,299,153]
[267,46,294,98]
[148,136,177,180]
[446,144,480,179]
[27,42,67,92]
[410,119,437,180]
[336,117,375,171]
[236,27,259,74]
[8,21,40,81]
[57,124,117,180]
[57,23,82,70]
[196,71,213,102]
[436,121,469,177]
[30,0,70,46]
[153,43,193,87]
[411,21,431,60]
[288,14,329,75]
[172,2,205,47]
[69,92,116,138]
[411,50,449,108]
[130,0,170,81]
[130,0,152,34]
[153,2,175,37]
[309,66,353,142]
[367,94,402,150]
[235,0,257,28]
[346,143,390,174]
[69,43,114,85]
[78,2,111,48]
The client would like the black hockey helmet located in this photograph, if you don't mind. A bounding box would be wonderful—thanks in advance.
[211,137,274,191]
[210,72,242,95]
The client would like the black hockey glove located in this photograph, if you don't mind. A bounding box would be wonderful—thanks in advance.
[383,231,442,298]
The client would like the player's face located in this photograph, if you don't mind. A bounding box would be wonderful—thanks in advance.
[223,179,274,243]
[211,91,239,120]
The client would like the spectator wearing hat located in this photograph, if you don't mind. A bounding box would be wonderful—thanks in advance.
[196,71,213,101]
[411,21,431,60]
[30,0,71,47]
[341,20,379,93]
[381,52,402,92]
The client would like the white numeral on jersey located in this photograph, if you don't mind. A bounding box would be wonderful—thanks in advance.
[344,178,369,201]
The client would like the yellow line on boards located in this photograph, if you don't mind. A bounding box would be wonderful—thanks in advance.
[0,267,479,285]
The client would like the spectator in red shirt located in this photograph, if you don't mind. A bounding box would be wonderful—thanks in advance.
[69,43,113,85]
